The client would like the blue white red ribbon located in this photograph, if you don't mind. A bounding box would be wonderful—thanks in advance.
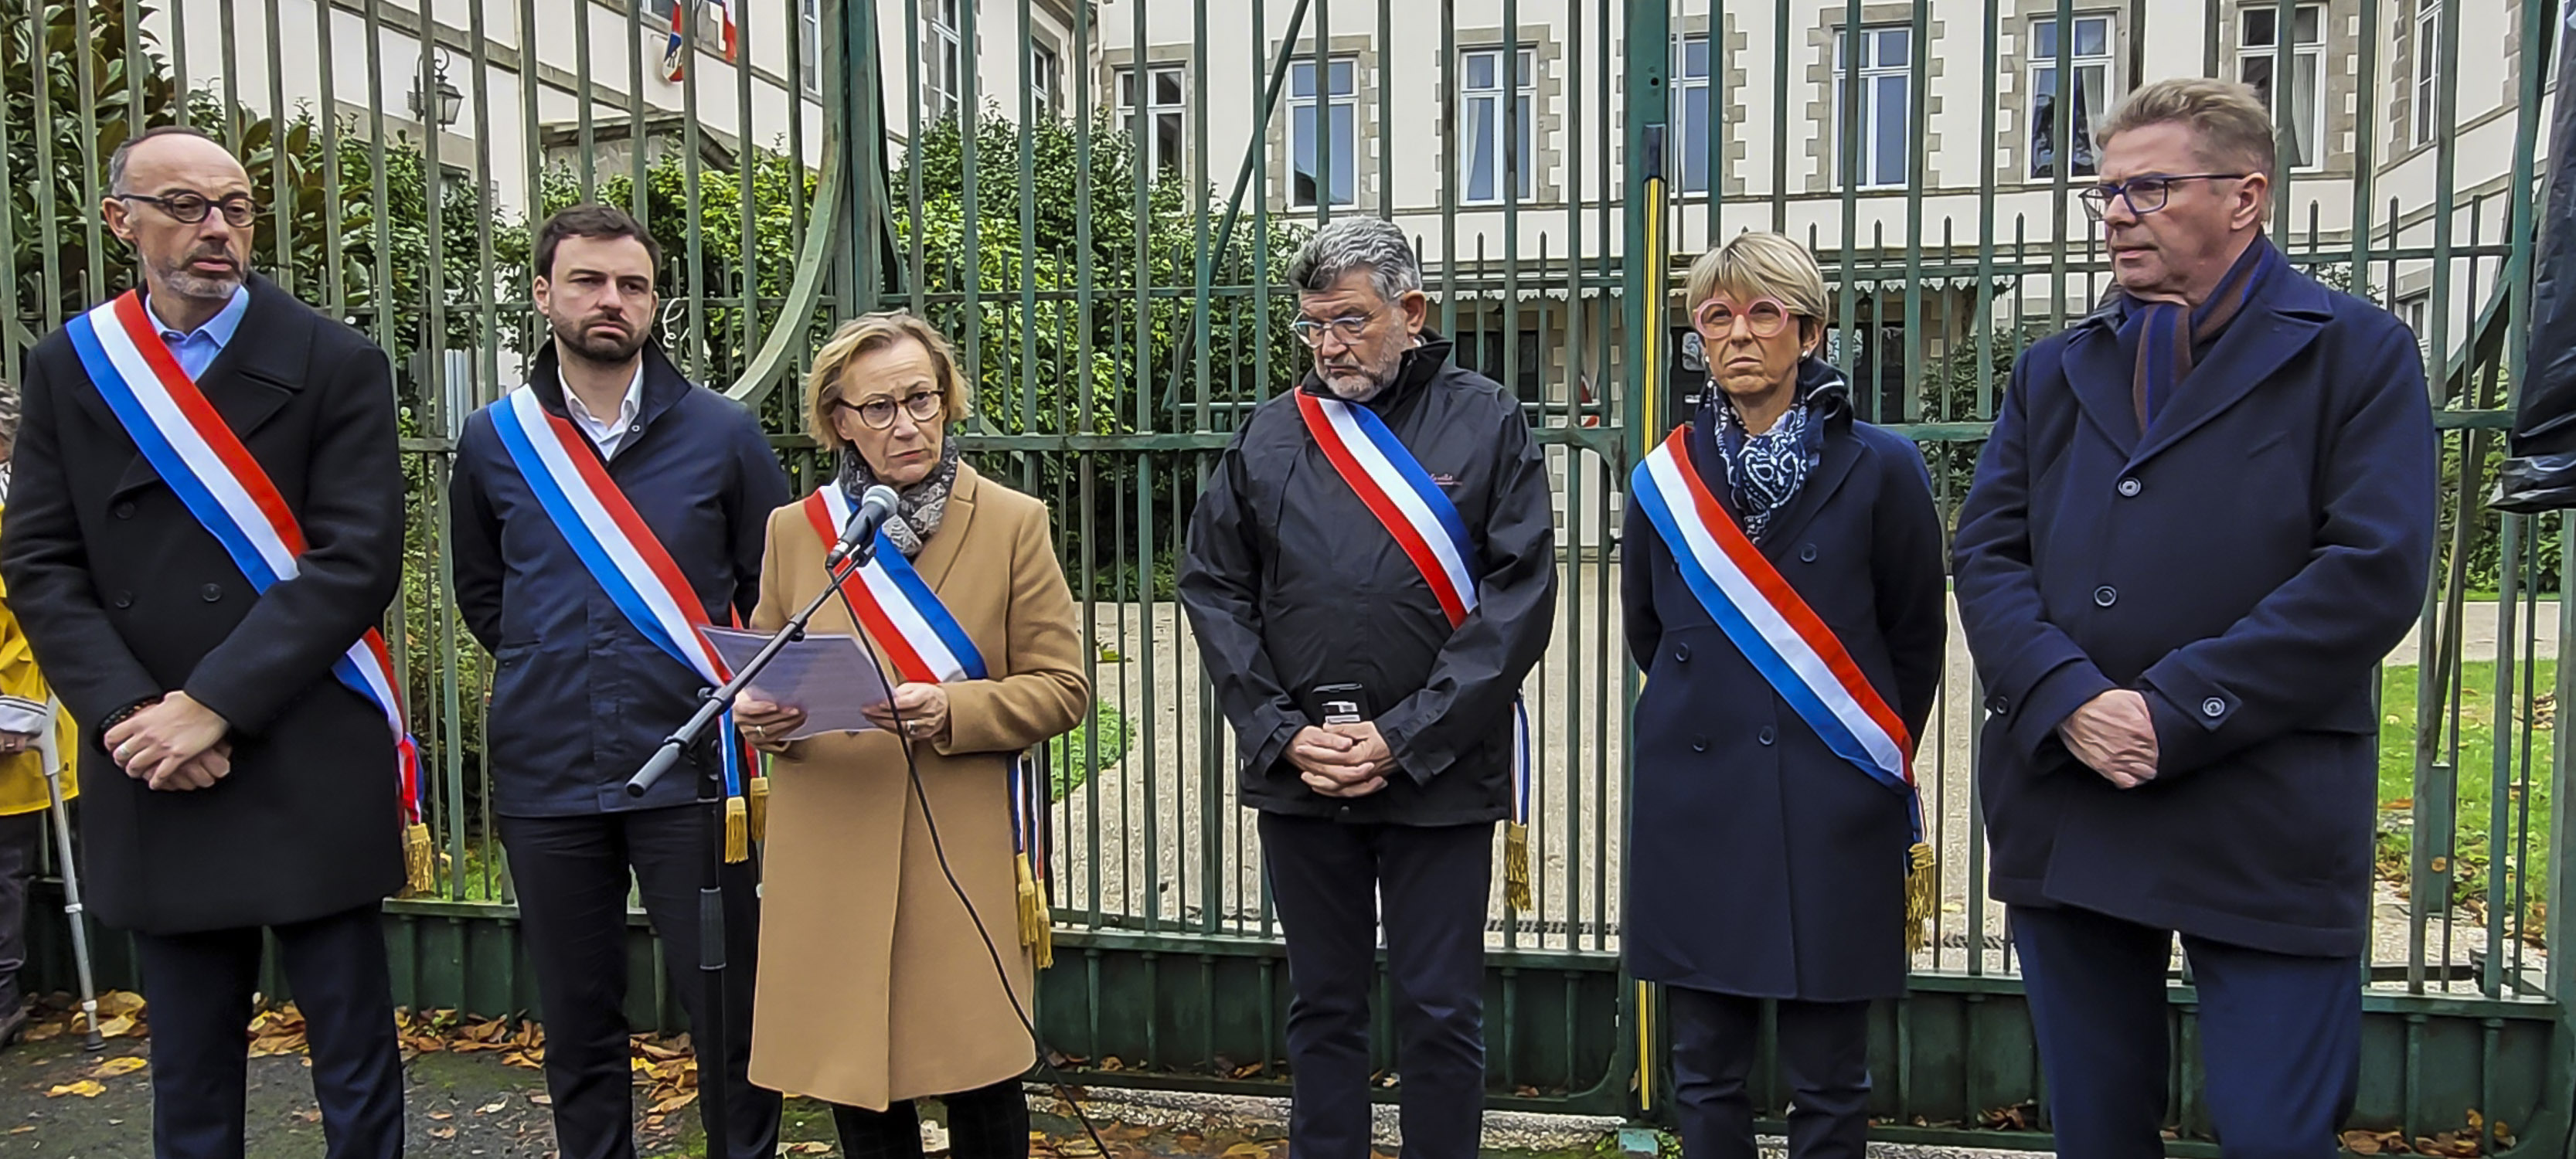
[1629,426,1916,795]
[66,291,425,829]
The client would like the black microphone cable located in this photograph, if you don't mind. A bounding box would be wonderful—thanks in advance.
[816,574,1115,1159]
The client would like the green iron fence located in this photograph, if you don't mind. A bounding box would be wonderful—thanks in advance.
[5,0,2570,1151]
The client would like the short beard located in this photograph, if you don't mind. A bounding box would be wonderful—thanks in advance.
[554,318,648,367]
[153,253,243,302]
[1317,345,1407,403]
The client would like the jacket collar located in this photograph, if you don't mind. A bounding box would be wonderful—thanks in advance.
[909,460,981,592]
[2060,240,2333,464]
[525,338,696,447]
[1686,356,1864,552]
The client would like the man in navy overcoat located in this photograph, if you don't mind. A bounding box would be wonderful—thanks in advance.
[1953,79,2435,1158]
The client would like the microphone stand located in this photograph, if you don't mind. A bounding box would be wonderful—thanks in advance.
[622,534,879,1159]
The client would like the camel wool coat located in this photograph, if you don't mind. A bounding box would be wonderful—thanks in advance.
[745,462,1089,1110]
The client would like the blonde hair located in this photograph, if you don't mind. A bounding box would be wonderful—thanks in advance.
[803,311,973,452]
[1684,231,1831,327]
[2099,77,2278,184]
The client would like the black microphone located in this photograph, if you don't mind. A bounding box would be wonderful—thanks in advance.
[825,484,901,568]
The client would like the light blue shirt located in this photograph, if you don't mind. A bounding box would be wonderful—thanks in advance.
[144,286,250,381]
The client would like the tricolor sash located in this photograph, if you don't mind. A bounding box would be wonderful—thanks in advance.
[1295,392,1536,912]
[489,386,761,861]
[1630,425,1937,947]
[65,291,433,891]
[802,484,1053,967]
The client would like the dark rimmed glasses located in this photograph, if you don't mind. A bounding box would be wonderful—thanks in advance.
[114,191,262,228]
[833,389,944,430]
[2077,173,2248,221]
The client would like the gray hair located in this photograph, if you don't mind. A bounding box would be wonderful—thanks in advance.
[107,124,222,195]
[1287,218,1423,305]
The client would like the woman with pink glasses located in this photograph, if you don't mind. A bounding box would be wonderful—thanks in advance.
[1621,231,1948,1159]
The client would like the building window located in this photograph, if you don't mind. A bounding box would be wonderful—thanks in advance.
[926,0,964,123]
[1118,66,1187,178]
[1455,322,1543,405]
[1832,25,1912,191]
[1676,36,1714,193]
[1461,47,1536,205]
[2412,0,2440,148]
[2026,15,2112,179]
[2238,3,2324,171]
[1033,44,1060,118]
[2403,294,2429,340]
[1288,57,1359,209]
[799,0,821,96]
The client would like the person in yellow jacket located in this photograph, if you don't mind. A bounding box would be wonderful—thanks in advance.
[0,383,75,1045]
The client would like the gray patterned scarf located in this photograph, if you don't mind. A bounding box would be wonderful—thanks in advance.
[835,435,961,559]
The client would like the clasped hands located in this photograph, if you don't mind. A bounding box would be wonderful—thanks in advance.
[104,692,233,791]
[1290,722,1393,799]
[2057,688,2159,790]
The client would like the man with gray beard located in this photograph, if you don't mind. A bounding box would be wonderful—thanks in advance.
[1179,218,1557,1159]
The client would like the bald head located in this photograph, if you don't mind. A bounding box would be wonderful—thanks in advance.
[103,127,255,324]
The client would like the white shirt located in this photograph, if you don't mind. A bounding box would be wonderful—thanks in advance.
[564,364,645,458]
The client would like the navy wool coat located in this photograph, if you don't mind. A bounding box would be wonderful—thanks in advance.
[449,342,791,817]
[1952,260,2436,959]
[1622,365,1948,1002]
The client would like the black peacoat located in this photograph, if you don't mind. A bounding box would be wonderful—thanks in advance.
[1,275,408,935]
[1621,364,1948,1002]
[1952,260,2436,959]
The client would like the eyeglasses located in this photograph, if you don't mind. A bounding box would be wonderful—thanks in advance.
[1694,296,1795,340]
[2077,174,2248,221]
[114,191,262,229]
[1289,307,1382,348]
[832,389,944,430]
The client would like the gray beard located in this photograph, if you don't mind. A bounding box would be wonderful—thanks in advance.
[156,264,243,303]
[1322,374,1385,403]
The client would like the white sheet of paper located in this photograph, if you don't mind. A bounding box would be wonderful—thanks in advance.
[699,627,893,739]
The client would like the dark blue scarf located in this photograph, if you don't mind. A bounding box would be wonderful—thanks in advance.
[2116,233,2284,432]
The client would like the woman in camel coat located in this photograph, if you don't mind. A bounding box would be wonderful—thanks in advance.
[734,312,1087,1159]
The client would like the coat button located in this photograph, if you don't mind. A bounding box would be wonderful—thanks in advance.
[2203,697,2227,719]
[2094,585,2118,607]
[2118,478,2142,498]
[199,583,223,603]
[1758,726,1776,746]
[1674,644,1690,663]
[1798,544,1818,563]
[1988,695,2010,715]
[1690,736,1707,753]
[111,591,131,609]
[111,501,136,520]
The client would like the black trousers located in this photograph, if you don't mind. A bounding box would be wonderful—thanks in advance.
[0,810,43,1015]
[2013,904,2360,1159]
[500,806,780,1159]
[829,1077,1029,1159]
[134,902,404,1159]
[1664,987,1871,1159]
[1259,812,1492,1159]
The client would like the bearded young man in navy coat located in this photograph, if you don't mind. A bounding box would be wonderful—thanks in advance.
[1953,78,2435,1158]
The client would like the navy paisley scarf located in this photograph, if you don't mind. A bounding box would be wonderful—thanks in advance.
[1707,357,1844,542]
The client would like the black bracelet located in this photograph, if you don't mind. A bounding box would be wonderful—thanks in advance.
[99,702,148,733]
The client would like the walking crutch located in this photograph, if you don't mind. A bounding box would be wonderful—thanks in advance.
[35,701,103,1052]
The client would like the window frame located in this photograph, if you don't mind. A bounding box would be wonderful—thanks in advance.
[1117,65,1189,179]
[798,0,822,97]
[925,0,965,124]
[1458,46,1538,206]
[2023,13,2115,182]
[2412,0,2441,149]
[1674,34,1714,193]
[2236,2,2327,173]
[1832,24,1914,192]
[1032,42,1060,119]
[1286,56,1361,209]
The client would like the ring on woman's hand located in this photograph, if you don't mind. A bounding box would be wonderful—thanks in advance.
[747,724,765,739]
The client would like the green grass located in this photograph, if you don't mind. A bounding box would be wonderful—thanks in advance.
[1046,698,1135,803]
[2376,661,2556,934]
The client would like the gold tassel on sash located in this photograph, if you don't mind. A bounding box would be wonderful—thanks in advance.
[746,774,771,844]
[1903,841,1938,953]
[723,796,750,863]
[1016,854,1053,970]
[1504,821,1533,913]
[403,821,437,896]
